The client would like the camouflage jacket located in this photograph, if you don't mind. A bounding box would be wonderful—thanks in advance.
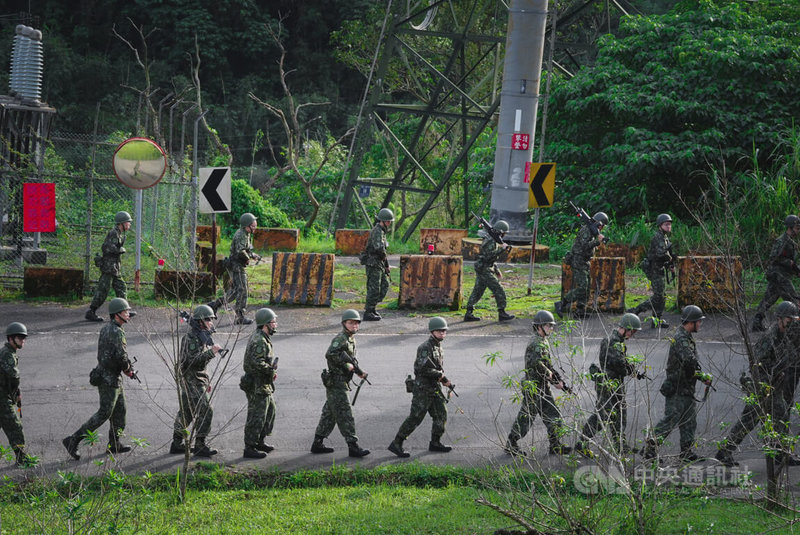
[230,228,256,268]
[413,335,445,393]
[599,329,635,381]
[646,229,672,271]
[523,331,555,391]
[0,342,20,400]
[661,326,700,398]
[751,323,796,390]
[325,330,357,389]
[96,321,132,388]
[243,329,275,395]
[362,223,388,267]
[99,226,126,275]
[569,224,602,266]
[475,236,506,271]
[178,328,216,389]
[767,232,797,277]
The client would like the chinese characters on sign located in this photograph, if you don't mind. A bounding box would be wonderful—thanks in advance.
[23,182,56,232]
[511,133,529,150]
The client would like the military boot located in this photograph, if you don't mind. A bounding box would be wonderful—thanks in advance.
[574,441,594,459]
[85,307,103,322]
[388,436,411,458]
[14,448,35,467]
[553,301,565,319]
[714,448,738,467]
[642,438,658,460]
[234,313,253,325]
[464,307,481,322]
[62,435,81,460]
[310,435,334,454]
[107,441,132,454]
[348,442,371,458]
[193,440,218,457]
[243,446,267,459]
[206,299,221,313]
[255,442,275,453]
[363,308,381,321]
[169,439,186,454]
[504,438,522,456]
[650,316,669,329]
[498,309,516,321]
[428,439,452,453]
[679,447,701,463]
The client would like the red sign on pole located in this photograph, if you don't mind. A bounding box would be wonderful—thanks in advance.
[511,133,530,150]
[23,183,56,232]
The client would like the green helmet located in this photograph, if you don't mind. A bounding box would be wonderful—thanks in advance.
[619,313,642,331]
[776,301,800,319]
[108,298,132,315]
[115,211,132,224]
[785,215,800,228]
[377,208,395,222]
[428,316,448,331]
[680,305,705,323]
[494,220,510,233]
[532,310,556,326]
[656,213,672,226]
[5,322,27,337]
[256,307,277,326]
[342,309,362,322]
[193,304,217,321]
[240,212,257,227]
[593,212,609,226]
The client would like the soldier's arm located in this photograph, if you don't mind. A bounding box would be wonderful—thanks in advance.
[414,344,443,380]
[769,236,794,269]
[246,341,273,377]
[0,354,20,393]
[365,226,385,258]
[180,336,215,369]
[325,335,352,372]
[101,230,124,256]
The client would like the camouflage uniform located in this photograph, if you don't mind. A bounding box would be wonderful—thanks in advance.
[507,331,567,448]
[241,329,277,449]
[580,329,635,447]
[363,223,390,311]
[69,321,132,446]
[563,224,602,309]
[396,335,448,443]
[0,342,25,453]
[466,235,507,310]
[630,228,671,318]
[90,226,127,310]
[753,232,800,325]
[221,227,257,316]
[314,329,360,445]
[172,328,216,446]
[651,326,702,451]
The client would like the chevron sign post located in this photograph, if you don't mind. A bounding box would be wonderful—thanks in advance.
[199,167,232,213]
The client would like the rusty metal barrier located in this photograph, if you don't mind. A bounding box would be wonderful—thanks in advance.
[270,252,334,306]
[560,257,626,312]
[398,254,462,310]
[677,255,742,312]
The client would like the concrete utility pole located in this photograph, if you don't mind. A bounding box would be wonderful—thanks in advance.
[489,0,549,241]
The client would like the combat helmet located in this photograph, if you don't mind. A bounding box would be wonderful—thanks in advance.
[656,214,672,226]
[776,301,800,319]
[377,208,395,222]
[5,322,27,337]
[785,215,800,228]
[428,317,448,331]
[115,211,132,224]
[240,213,257,227]
[619,313,642,331]
[593,212,609,226]
[108,298,132,315]
[532,310,556,326]
[193,304,217,321]
[494,220,510,233]
[256,308,277,326]
[680,305,705,323]
[341,309,362,322]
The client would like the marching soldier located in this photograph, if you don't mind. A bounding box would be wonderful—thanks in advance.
[628,213,674,328]
[310,309,370,457]
[464,220,515,322]
[241,308,279,459]
[0,322,34,466]
[554,211,608,318]
[388,317,454,458]
[64,298,138,460]
[169,305,222,457]
[644,305,712,462]
[575,313,643,457]
[209,212,261,325]
[362,208,393,321]
[85,211,131,322]
[751,215,800,332]
[504,310,572,456]
[716,302,800,467]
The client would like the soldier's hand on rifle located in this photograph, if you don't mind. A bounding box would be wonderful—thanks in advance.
[440,374,452,388]
[15,390,21,404]
[211,343,223,355]
[597,232,605,243]
[553,380,566,391]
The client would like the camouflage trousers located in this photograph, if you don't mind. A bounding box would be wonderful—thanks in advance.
[467,266,507,309]
[755,271,800,319]
[580,384,627,446]
[631,269,666,317]
[73,385,126,445]
[314,386,357,444]
[0,398,25,450]
[223,266,249,315]
[652,394,696,450]
[90,272,127,311]
[563,261,589,308]
[365,265,390,309]
[397,388,447,442]
[508,385,564,445]
[173,380,213,442]
[244,391,276,447]
[723,393,787,451]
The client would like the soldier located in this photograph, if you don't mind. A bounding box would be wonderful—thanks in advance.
[504,310,572,456]
[716,302,800,467]
[628,213,674,328]
[169,304,222,457]
[361,208,393,321]
[644,305,712,462]
[0,322,34,466]
[574,313,643,457]
[464,220,515,322]
[64,298,138,460]
[240,308,279,459]
[388,317,454,458]
[310,309,370,457]
[554,211,608,318]
[751,215,800,332]
[85,211,131,322]
[209,212,261,325]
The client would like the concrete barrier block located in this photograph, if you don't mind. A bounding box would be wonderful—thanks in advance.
[154,270,214,299]
[270,252,334,306]
[24,267,83,297]
[335,229,370,256]
[399,255,462,310]
[560,257,626,312]
[197,225,220,244]
[420,228,468,255]
[677,256,742,312]
[253,228,300,251]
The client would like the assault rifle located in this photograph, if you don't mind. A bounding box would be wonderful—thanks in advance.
[664,243,676,285]
[568,201,609,244]
[550,367,574,395]
[129,356,142,383]
[471,211,508,247]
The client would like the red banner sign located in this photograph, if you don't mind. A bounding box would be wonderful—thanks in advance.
[511,133,530,150]
[23,183,56,232]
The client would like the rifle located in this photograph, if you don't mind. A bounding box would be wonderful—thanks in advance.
[636,371,652,381]
[445,383,459,400]
[129,356,142,383]
[470,211,508,247]
[14,389,21,419]
[550,367,574,394]
[568,201,609,244]
[351,373,371,406]
[664,243,676,285]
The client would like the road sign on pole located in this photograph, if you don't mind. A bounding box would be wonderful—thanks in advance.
[199,167,231,213]
[526,162,555,208]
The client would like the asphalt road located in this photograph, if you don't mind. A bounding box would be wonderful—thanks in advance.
[0,295,793,492]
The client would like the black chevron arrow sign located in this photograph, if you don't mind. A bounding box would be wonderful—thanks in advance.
[199,167,231,213]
